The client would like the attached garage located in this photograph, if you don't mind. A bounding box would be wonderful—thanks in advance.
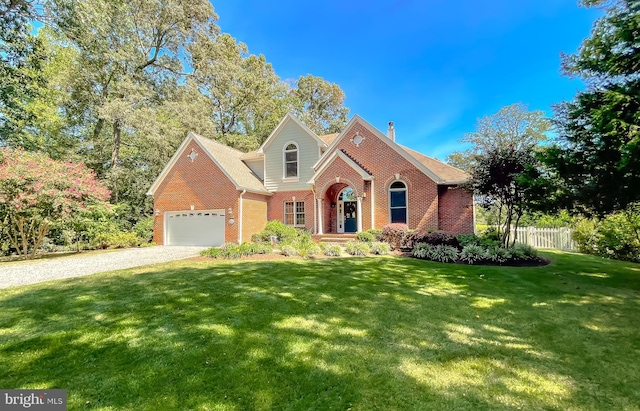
[165,210,225,246]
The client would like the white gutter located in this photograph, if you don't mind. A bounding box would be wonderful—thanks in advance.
[238,189,246,244]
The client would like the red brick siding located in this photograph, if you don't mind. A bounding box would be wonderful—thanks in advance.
[317,123,439,232]
[315,157,371,233]
[153,140,240,244]
[267,190,315,231]
[242,192,269,242]
[438,186,475,234]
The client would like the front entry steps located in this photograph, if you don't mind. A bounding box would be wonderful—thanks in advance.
[312,233,357,244]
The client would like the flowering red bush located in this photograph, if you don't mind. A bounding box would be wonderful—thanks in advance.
[382,223,409,249]
[0,148,110,258]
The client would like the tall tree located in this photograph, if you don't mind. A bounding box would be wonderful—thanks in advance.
[545,0,640,216]
[292,74,349,134]
[0,0,47,146]
[446,103,551,171]
[45,0,219,170]
[188,32,285,149]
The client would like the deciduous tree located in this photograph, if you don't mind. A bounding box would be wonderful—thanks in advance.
[0,147,110,259]
[546,0,640,216]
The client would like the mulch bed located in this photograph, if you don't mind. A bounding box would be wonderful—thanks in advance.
[189,250,548,266]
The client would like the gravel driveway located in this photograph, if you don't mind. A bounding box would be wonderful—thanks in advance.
[0,246,206,289]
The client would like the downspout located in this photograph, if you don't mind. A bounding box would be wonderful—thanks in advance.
[311,184,317,234]
[238,189,246,244]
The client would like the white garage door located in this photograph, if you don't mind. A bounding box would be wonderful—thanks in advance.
[165,210,225,246]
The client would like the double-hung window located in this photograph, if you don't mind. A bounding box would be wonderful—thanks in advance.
[284,201,305,226]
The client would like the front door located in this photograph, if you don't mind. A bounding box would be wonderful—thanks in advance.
[344,201,357,232]
[337,187,357,233]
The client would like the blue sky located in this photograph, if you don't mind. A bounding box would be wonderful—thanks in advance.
[213,1,601,160]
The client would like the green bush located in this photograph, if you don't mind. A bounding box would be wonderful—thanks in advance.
[459,244,485,264]
[511,243,537,259]
[323,243,343,256]
[412,244,458,263]
[356,231,375,244]
[91,231,141,249]
[251,220,298,243]
[370,241,391,255]
[133,216,154,243]
[200,247,223,258]
[572,207,640,262]
[485,246,512,263]
[573,218,600,255]
[200,242,273,259]
[366,228,385,242]
[456,233,481,247]
[345,241,370,256]
[280,244,297,257]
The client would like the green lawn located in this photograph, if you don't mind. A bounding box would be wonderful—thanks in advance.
[1,252,639,410]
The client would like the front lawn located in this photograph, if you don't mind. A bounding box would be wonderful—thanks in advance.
[1,252,639,410]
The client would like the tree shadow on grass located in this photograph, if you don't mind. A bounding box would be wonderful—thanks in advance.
[0,254,639,410]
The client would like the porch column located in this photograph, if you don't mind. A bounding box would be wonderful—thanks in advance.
[356,196,363,232]
[317,198,324,235]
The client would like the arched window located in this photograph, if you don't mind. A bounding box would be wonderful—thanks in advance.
[389,181,407,224]
[284,143,298,178]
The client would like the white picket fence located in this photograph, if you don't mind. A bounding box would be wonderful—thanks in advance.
[509,227,577,251]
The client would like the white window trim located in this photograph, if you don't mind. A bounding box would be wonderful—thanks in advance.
[284,201,306,227]
[283,141,299,180]
[389,180,408,224]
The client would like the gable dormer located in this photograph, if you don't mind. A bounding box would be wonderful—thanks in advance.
[258,113,326,192]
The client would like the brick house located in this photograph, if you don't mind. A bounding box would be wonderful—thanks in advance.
[147,113,474,246]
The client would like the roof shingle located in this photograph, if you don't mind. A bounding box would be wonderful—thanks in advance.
[192,133,269,194]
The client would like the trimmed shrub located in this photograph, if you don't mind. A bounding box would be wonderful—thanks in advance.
[370,241,391,255]
[345,241,370,256]
[323,243,343,256]
[382,223,409,249]
[356,231,375,244]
